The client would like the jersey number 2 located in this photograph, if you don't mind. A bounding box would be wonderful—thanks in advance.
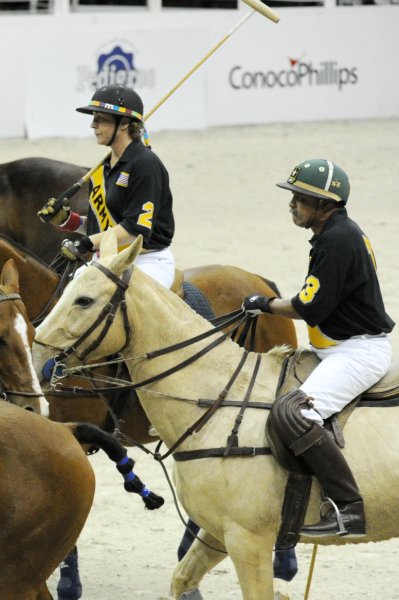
[137,202,154,230]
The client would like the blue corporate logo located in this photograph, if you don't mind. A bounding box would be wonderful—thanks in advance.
[76,42,155,92]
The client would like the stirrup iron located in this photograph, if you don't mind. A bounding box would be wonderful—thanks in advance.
[322,497,348,536]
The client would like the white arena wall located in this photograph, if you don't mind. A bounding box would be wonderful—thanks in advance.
[0,3,398,138]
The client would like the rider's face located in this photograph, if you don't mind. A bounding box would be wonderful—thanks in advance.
[289,192,320,230]
[91,112,116,145]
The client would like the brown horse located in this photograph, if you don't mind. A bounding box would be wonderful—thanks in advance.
[0,402,164,600]
[0,258,48,415]
[0,402,95,600]
[0,258,163,600]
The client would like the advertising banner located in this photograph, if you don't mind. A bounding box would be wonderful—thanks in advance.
[1,8,397,139]
[206,10,399,125]
[25,27,208,138]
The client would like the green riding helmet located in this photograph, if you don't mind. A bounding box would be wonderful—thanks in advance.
[76,84,144,122]
[276,159,350,204]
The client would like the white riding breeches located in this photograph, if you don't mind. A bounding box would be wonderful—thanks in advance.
[74,246,175,290]
[135,246,175,289]
[300,335,392,425]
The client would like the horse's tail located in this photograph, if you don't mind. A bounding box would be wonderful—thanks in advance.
[66,422,164,511]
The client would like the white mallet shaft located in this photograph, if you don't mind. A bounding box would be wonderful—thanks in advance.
[69,1,280,188]
[145,10,255,120]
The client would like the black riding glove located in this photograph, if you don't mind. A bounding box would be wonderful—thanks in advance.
[38,198,70,225]
[242,295,277,316]
[60,236,94,261]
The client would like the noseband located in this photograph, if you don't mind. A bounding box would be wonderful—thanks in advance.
[53,262,133,364]
[0,291,43,402]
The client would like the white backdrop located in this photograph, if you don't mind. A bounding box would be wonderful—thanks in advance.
[25,28,208,137]
[0,6,398,138]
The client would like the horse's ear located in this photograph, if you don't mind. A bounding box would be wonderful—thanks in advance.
[99,228,118,257]
[109,235,143,276]
[1,259,20,293]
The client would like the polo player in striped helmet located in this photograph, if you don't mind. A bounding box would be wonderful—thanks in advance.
[38,84,175,289]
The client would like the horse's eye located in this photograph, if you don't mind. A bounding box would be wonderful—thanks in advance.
[75,297,93,307]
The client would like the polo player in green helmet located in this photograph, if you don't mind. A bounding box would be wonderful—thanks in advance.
[243,158,394,537]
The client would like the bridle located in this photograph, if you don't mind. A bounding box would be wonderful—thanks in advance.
[44,262,133,364]
[39,260,254,395]
[0,292,44,402]
[38,260,264,455]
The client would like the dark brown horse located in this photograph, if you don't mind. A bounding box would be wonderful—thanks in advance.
[0,258,163,600]
[0,158,89,265]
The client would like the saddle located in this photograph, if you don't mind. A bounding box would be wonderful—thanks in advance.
[277,347,399,406]
[272,347,399,550]
[171,269,215,321]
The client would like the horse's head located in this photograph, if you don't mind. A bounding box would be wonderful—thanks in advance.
[33,231,143,381]
[0,259,49,416]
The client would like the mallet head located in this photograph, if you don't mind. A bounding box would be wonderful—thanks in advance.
[241,0,281,23]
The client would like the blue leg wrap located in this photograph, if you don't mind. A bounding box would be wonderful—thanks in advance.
[273,547,298,582]
[177,519,201,561]
[116,454,164,510]
[57,546,82,600]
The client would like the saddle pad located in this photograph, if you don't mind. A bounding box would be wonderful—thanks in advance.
[182,281,215,322]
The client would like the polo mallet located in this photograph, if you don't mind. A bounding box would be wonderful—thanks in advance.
[40,0,280,221]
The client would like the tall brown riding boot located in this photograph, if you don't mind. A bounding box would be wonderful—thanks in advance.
[299,427,366,538]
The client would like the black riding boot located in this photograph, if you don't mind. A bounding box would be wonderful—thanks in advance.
[299,426,366,537]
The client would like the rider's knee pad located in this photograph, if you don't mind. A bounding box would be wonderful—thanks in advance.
[268,389,324,456]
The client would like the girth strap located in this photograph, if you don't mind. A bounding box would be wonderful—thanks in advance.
[224,353,262,456]
[173,446,272,461]
[154,350,250,461]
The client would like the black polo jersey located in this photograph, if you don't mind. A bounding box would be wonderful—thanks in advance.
[291,209,394,346]
[87,141,174,250]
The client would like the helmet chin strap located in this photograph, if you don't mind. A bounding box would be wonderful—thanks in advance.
[106,116,122,147]
[305,198,323,230]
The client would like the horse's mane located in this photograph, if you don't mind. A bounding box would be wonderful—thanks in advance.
[266,344,293,359]
[0,233,53,271]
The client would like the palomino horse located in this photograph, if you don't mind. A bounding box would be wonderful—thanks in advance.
[0,257,163,600]
[33,232,399,600]
[0,233,297,433]
[0,234,298,596]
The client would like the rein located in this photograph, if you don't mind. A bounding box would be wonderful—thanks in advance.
[32,260,78,326]
[41,262,268,459]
